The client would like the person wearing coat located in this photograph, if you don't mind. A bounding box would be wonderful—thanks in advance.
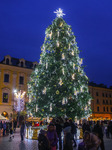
[47,123,58,150]
[63,126,73,150]
[20,121,25,141]
[83,131,101,150]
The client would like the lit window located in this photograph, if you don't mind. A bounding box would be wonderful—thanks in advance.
[4,74,9,82]
[3,93,8,103]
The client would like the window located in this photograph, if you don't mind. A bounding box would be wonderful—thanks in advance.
[102,93,104,97]
[96,92,99,96]
[97,99,99,104]
[4,74,9,82]
[111,107,112,112]
[97,106,99,112]
[103,107,105,112]
[109,94,111,98]
[21,62,23,67]
[110,100,112,105]
[106,100,108,105]
[19,76,24,84]
[106,93,108,97]
[3,93,8,103]
[107,107,108,112]
[103,100,105,104]
[6,58,9,65]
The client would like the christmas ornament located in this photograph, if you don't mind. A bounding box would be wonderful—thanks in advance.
[54,8,65,18]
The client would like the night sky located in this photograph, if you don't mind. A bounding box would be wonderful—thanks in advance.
[0,0,112,86]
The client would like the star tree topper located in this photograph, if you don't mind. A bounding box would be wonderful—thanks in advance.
[54,8,65,18]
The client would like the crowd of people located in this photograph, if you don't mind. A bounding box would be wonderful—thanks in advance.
[1,118,112,150]
[38,118,77,150]
[0,120,17,137]
[38,119,112,150]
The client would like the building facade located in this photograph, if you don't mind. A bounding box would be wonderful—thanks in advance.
[0,55,37,118]
[89,82,112,120]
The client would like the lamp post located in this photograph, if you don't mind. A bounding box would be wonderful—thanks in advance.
[14,90,26,127]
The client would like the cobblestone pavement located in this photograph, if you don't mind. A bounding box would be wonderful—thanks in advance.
[0,129,111,150]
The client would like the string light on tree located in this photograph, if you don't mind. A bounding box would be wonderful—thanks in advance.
[73,63,75,69]
[50,103,52,111]
[71,50,74,56]
[62,53,65,60]
[57,41,59,47]
[72,74,75,80]
[42,87,46,94]
[62,68,65,75]
[27,8,91,119]
[59,78,63,86]
[49,31,52,39]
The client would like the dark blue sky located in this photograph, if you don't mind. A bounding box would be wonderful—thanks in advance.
[0,0,112,86]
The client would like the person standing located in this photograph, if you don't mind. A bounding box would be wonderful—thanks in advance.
[80,131,101,150]
[63,126,73,150]
[47,123,58,150]
[93,121,105,150]
[0,121,3,136]
[3,121,6,136]
[55,120,62,150]
[69,119,77,147]
[20,121,25,141]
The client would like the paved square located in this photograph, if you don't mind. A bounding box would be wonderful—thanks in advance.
[0,129,111,150]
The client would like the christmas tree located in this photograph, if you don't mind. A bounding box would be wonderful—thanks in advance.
[27,8,91,119]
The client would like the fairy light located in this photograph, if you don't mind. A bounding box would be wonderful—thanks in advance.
[62,53,65,60]
[14,90,26,112]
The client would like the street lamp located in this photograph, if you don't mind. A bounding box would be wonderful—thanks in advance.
[14,90,26,126]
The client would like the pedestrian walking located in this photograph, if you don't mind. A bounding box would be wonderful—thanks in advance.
[20,121,25,141]
[0,121,3,136]
[55,119,62,150]
[47,123,58,150]
[9,127,14,141]
[69,119,77,147]
[13,120,17,132]
[63,126,73,150]
[3,121,6,136]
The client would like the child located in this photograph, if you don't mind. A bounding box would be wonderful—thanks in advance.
[38,129,50,150]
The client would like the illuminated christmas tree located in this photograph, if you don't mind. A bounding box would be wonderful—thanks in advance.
[27,9,91,119]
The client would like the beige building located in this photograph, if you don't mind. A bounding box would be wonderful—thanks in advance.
[89,82,112,120]
[0,55,37,118]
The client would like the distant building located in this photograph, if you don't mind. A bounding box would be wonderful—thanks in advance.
[89,82,112,120]
[0,55,37,118]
